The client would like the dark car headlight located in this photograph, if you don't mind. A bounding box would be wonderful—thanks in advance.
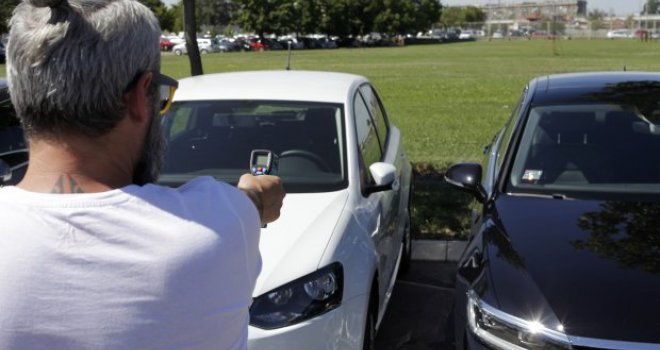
[467,290,572,350]
[250,262,343,329]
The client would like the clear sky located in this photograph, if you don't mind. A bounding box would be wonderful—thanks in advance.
[441,0,644,16]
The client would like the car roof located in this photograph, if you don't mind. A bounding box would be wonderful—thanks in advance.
[530,71,660,105]
[172,70,368,104]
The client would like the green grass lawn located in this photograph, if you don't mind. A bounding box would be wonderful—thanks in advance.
[3,39,660,238]
[160,39,660,168]
[164,39,660,238]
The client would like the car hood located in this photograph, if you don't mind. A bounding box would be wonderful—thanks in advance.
[252,190,349,297]
[486,195,660,343]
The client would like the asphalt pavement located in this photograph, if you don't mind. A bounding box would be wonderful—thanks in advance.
[374,240,464,350]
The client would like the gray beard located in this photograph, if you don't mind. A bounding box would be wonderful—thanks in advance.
[132,106,165,185]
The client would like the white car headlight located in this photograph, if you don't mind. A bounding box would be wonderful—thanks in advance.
[466,290,572,350]
[250,262,343,329]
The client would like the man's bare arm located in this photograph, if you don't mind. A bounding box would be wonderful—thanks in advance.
[238,173,285,225]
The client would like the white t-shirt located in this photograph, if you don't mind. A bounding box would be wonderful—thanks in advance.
[0,176,261,350]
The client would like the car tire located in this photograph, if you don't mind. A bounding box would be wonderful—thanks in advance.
[174,49,183,56]
[362,287,378,350]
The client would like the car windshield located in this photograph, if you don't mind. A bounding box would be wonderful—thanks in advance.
[158,100,347,193]
[510,102,660,197]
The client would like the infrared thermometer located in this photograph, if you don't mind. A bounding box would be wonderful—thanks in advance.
[250,149,278,176]
[249,149,279,228]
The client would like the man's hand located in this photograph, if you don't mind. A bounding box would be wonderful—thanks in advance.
[238,173,285,225]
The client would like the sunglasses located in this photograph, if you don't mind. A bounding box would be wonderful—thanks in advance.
[153,72,179,115]
[125,71,179,116]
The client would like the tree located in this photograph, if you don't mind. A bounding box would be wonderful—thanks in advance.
[317,0,380,38]
[440,6,464,28]
[644,0,660,14]
[139,0,175,31]
[374,0,415,36]
[0,0,21,34]
[406,0,442,35]
[463,6,485,24]
[587,9,607,30]
[235,0,294,38]
[170,2,184,33]
[290,0,323,38]
[196,0,238,35]
[374,0,441,36]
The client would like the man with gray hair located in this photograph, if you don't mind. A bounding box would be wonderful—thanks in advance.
[0,0,285,349]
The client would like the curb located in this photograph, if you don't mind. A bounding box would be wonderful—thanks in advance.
[412,239,467,262]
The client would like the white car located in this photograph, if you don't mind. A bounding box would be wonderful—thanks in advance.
[172,38,221,55]
[459,31,475,40]
[606,29,631,39]
[158,70,413,349]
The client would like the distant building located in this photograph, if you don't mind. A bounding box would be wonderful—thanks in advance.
[482,1,587,23]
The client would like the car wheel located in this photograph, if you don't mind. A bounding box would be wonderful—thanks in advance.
[362,288,377,350]
[174,49,183,56]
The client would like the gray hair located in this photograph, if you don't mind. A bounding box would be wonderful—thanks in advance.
[6,0,161,138]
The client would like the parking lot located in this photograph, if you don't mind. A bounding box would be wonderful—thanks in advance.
[375,241,463,350]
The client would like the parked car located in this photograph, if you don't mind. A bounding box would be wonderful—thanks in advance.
[277,37,305,50]
[217,38,241,52]
[172,38,221,55]
[0,42,6,64]
[247,37,266,51]
[0,79,28,186]
[446,72,660,350]
[606,29,631,39]
[634,29,650,39]
[459,30,476,40]
[262,38,284,50]
[158,70,413,349]
[159,36,174,51]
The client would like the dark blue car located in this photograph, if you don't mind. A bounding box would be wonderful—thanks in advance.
[446,72,660,350]
[0,79,28,185]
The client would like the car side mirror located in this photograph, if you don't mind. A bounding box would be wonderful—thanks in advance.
[444,162,486,202]
[0,159,12,184]
[364,162,397,195]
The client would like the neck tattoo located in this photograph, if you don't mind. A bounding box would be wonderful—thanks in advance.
[51,175,86,194]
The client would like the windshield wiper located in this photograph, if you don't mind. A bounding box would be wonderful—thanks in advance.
[508,192,573,200]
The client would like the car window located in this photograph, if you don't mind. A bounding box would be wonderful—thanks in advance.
[0,94,29,185]
[0,97,26,155]
[495,87,527,177]
[354,91,382,187]
[359,84,389,150]
[167,106,194,139]
[510,103,660,196]
[159,100,347,193]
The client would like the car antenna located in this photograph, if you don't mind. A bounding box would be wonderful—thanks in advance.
[286,41,292,70]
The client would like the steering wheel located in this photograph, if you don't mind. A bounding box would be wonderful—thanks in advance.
[280,149,331,172]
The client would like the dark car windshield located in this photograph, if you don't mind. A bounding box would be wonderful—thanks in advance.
[158,100,347,193]
[510,103,660,197]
